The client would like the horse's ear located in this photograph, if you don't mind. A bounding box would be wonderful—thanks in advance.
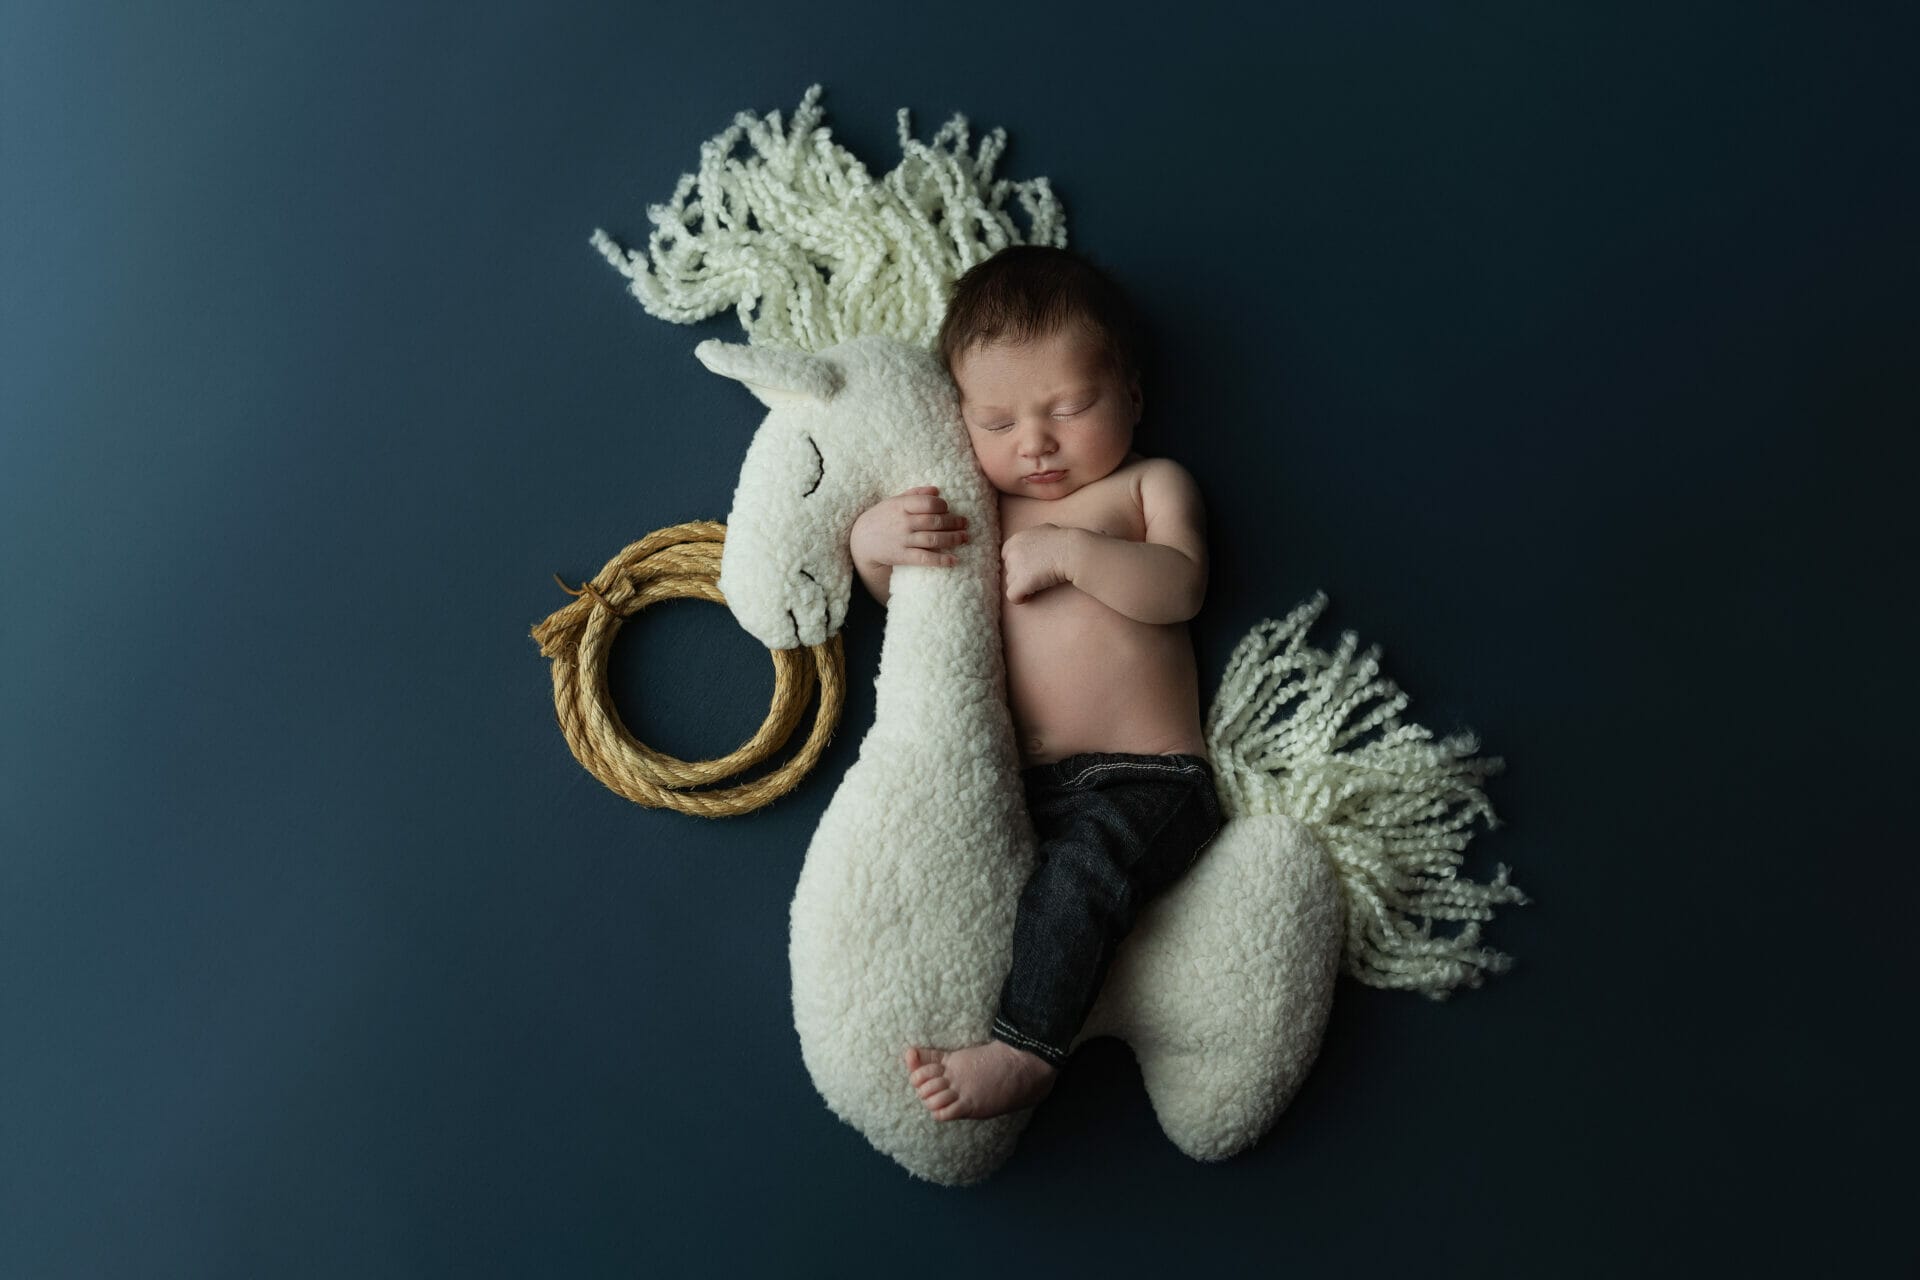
[694,340,843,408]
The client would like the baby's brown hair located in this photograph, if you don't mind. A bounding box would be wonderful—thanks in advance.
[936,245,1142,387]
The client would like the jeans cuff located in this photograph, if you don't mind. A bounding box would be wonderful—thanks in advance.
[990,1016,1069,1069]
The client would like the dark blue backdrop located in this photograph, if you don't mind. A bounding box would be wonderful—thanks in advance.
[4,2,1912,1275]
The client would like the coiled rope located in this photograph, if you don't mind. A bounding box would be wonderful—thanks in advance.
[531,521,844,817]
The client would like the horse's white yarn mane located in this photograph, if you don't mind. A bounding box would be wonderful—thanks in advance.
[590,83,1066,353]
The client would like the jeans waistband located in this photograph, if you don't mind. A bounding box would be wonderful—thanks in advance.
[1020,750,1214,790]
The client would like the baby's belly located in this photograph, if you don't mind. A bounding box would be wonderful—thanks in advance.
[1002,584,1207,766]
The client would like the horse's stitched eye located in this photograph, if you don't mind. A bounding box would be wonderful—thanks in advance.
[803,435,824,497]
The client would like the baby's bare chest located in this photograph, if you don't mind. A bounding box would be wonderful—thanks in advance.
[999,471,1188,676]
[991,465,1202,758]
[999,472,1144,543]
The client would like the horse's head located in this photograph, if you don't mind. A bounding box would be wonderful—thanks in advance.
[698,334,969,650]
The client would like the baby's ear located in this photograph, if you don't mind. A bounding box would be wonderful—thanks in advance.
[695,340,844,409]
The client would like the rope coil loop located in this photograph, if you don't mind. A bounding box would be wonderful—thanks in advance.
[532,520,844,816]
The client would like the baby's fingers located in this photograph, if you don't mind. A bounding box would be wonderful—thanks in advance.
[903,493,949,516]
[909,528,969,550]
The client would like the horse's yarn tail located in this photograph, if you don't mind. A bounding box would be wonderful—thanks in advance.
[589,83,1066,353]
[1206,592,1529,999]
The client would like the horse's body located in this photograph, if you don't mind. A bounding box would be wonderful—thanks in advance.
[705,335,1343,1186]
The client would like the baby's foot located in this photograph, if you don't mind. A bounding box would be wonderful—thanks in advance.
[902,1041,1058,1121]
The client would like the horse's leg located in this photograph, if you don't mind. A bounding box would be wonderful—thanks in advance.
[1082,814,1345,1161]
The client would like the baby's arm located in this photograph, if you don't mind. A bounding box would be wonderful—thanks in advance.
[850,485,970,606]
[1004,460,1207,623]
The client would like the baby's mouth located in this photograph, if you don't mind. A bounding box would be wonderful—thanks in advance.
[1025,470,1066,483]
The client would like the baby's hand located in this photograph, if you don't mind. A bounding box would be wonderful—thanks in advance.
[1002,524,1075,603]
[850,485,970,568]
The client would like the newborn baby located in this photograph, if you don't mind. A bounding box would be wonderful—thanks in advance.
[849,246,1222,1121]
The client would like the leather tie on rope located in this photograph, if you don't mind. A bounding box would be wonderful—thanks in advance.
[553,574,620,615]
[531,520,844,817]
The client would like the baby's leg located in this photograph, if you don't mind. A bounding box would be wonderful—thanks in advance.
[904,753,1221,1122]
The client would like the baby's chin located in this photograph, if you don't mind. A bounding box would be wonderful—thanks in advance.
[997,473,1080,498]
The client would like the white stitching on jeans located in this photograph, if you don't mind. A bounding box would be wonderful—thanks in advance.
[1058,758,1207,790]
[992,1017,1066,1063]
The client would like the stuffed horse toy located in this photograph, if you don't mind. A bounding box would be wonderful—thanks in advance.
[592,87,1525,1186]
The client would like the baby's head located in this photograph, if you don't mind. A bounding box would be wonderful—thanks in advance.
[936,246,1144,500]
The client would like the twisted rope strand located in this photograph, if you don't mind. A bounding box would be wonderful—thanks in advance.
[531,521,844,817]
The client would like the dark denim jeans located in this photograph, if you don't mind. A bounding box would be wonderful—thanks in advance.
[989,751,1224,1069]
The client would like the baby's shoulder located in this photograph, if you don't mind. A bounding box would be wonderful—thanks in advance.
[1123,455,1206,511]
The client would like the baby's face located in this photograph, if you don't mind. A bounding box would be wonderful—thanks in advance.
[952,325,1141,500]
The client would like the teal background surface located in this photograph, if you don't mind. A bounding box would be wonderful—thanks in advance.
[3,2,1913,1274]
